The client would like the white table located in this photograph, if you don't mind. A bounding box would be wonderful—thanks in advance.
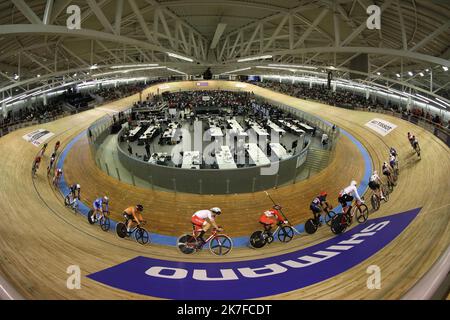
[216,146,237,169]
[245,143,271,166]
[128,126,141,138]
[139,125,158,140]
[278,120,305,135]
[270,143,291,159]
[267,120,286,134]
[298,122,314,132]
[182,151,201,169]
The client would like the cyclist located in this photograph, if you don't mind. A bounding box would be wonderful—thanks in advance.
[47,153,56,176]
[389,146,398,157]
[69,183,81,200]
[54,140,61,153]
[123,204,145,233]
[382,161,394,185]
[337,180,364,216]
[368,171,385,200]
[191,207,222,245]
[91,196,109,223]
[389,153,397,171]
[40,143,48,157]
[309,192,331,226]
[407,132,414,146]
[259,205,287,234]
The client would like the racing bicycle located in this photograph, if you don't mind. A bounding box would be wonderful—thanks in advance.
[304,205,336,234]
[249,221,294,248]
[330,200,369,235]
[88,209,111,232]
[370,185,390,211]
[116,219,150,245]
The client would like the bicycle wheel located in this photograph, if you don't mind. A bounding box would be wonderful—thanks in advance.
[116,222,127,238]
[371,194,380,211]
[177,234,197,254]
[305,219,318,234]
[87,210,96,225]
[277,226,294,242]
[325,211,335,226]
[330,214,347,234]
[354,204,369,223]
[135,228,150,245]
[387,180,394,192]
[249,231,267,248]
[100,217,110,232]
[209,235,233,256]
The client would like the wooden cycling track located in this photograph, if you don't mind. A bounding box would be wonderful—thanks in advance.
[0,81,448,299]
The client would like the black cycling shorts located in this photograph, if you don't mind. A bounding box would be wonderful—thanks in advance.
[368,181,380,190]
[383,170,390,176]
[123,212,133,221]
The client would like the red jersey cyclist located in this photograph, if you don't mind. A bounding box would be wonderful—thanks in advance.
[191,207,222,245]
[259,205,287,235]
[338,180,364,216]
[32,155,42,175]
[310,192,331,226]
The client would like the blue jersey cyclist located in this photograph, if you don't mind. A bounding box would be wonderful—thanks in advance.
[91,196,109,223]
[310,191,331,225]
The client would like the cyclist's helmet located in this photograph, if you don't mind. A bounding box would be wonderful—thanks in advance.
[373,170,378,175]
[76,184,81,190]
[319,191,327,197]
[57,168,62,173]
[136,204,144,211]
[210,207,221,215]
[351,180,357,187]
[103,196,109,202]
[273,204,282,210]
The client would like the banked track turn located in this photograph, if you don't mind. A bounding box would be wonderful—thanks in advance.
[0,81,448,299]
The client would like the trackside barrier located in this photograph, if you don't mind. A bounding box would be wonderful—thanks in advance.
[402,245,450,300]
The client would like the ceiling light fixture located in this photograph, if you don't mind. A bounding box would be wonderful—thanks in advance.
[166,52,194,62]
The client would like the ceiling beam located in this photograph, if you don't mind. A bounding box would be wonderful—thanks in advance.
[86,0,115,34]
[11,0,43,25]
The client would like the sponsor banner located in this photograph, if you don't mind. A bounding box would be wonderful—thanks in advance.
[365,118,397,136]
[22,129,54,147]
[88,208,420,299]
[196,82,209,87]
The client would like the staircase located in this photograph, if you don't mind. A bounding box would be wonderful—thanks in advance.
[303,147,331,175]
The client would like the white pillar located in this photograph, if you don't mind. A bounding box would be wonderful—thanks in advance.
[43,94,48,106]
